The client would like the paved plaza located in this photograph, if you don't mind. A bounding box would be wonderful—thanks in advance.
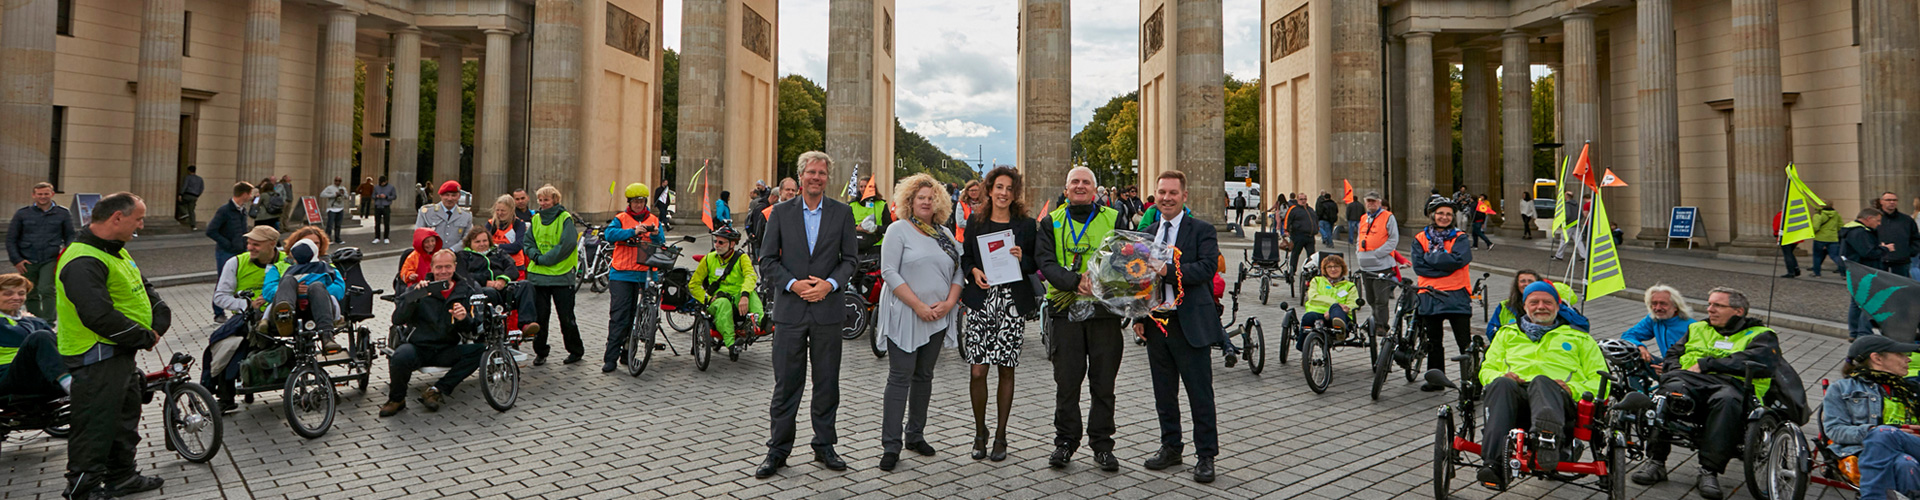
[0,240,1859,499]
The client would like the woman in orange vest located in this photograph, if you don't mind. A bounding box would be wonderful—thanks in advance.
[1412,198,1475,389]
[484,196,529,278]
[600,183,666,373]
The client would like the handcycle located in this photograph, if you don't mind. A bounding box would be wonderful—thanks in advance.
[667,266,771,370]
[1,351,223,463]
[1596,338,1813,500]
[1426,334,1648,499]
[376,285,531,412]
[234,294,374,439]
[1363,270,1440,401]
[1234,231,1290,305]
[1215,274,1267,375]
[1277,283,1376,394]
[842,249,887,359]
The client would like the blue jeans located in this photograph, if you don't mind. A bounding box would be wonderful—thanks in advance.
[1297,305,1349,350]
[1861,426,1920,500]
[1346,221,1357,245]
[1811,241,1841,275]
[1318,221,1334,246]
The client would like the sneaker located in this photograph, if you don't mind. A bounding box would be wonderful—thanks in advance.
[1629,460,1667,485]
[104,474,163,496]
[322,338,343,354]
[1476,465,1507,490]
[220,400,239,414]
[1697,469,1724,500]
[420,387,444,412]
[1330,317,1347,332]
[378,401,405,417]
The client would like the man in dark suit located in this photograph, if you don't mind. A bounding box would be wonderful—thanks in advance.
[1134,170,1226,483]
[754,151,858,479]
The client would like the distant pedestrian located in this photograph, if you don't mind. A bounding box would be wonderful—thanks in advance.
[1470,195,1495,250]
[8,182,74,320]
[1875,192,1920,280]
[356,177,375,221]
[274,175,294,223]
[1315,193,1337,246]
[204,182,255,322]
[251,176,285,230]
[372,176,396,244]
[1520,192,1536,240]
[1343,196,1364,245]
[1811,204,1841,277]
[1841,208,1895,337]
[176,165,203,229]
[320,177,350,243]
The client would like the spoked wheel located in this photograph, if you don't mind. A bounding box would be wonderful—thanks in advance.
[350,328,373,391]
[1244,318,1266,375]
[1606,434,1629,500]
[1404,335,1427,384]
[164,382,223,463]
[590,275,609,294]
[283,364,335,439]
[1399,315,1423,384]
[1433,409,1456,500]
[480,345,519,412]
[841,291,868,341]
[1276,312,1296,365]
[1303,332,1333,394]
[1745,416,1809,500]
[1258,277,1271,305]
[1371,332,1396,401]
[692,322,714,372]
[626,307,658,377]
[869,324,887,358]
[666,308,696,333]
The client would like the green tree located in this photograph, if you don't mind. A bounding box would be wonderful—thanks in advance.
[1223,75,1260,178]
[776,75,826,175]
[661,49,679,183]
[893,119,968,184]
[1072,92,1138,173]
[1531,73,1557,180]
[1101,100,1139,187]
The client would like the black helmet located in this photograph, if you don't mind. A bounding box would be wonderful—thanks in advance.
[1424,197,1458,216]
[711,227,741,241]
[328,246,363,266]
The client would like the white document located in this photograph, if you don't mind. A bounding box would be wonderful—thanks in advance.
[977,229,1023,286]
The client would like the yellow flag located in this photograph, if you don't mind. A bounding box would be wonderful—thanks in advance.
[1551,156,1571,236]
[1779,164,1821,246]
[1585,189,1626,300]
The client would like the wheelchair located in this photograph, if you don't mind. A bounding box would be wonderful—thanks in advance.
[221,248,380,439]
[843,237,887,359]
[1277,293,1375,395]
[1596,338,1813,500]
[1427,334,1647,499]
[1,351,222,463]
[1235,231,1292,305]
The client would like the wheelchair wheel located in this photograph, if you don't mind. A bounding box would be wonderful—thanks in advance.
[841,291,868,341]
[870,327,887,359]
[1433,409,1455,499]
[1244,318,1265,375]
[1744,416,1810,500]
[1258,277,1271,305]
[693,322,714,372]
[1276,312,1295,365]
[480,346,519,412]
[43,405,71,438]
[1370,331,1396,401]
[1303,331,1332,394]
[163,382,223,463]
[283,364,334,439]
[626,307,657,377]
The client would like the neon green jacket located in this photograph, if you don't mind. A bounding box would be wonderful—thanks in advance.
[1304,276,1358,315]
[1480,321,1609,398]
[690,250,759,303]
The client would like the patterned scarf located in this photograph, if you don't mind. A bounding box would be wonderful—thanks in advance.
[912,216,960,273]
[1857,368,1920,422]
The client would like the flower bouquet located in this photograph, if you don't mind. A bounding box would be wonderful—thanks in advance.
[1068,229,1180,321]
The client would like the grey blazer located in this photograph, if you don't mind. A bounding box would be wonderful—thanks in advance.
[757,196,858,326]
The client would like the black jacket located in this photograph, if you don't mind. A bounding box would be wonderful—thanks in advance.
[959,214,1039,315]
[1841,222,1888,270]
[1344,201,1364,223]
[8,203,74,264]
[59,230,172,352]
[1281,204,1315,238]
[757,196,857,326]
[204,200,250,255]
[393,277,481,349]
[456,248,518,284]
[1315,198,1338,223]
[1150,214,1228,348]
[1879,209,1920,266]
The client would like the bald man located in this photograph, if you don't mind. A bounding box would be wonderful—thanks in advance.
[1036,166,1126,472]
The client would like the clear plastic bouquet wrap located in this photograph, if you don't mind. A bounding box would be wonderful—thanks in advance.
[1067,229,1181,322]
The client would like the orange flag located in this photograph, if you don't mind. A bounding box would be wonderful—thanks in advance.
[699,160,715,230]
[1600,168,1629,187]
[1572,143,1598,191]
[1342,179,1355,204]
[1477,199,1497,215]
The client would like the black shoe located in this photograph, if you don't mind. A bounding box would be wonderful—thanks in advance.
[562,354,583,364]
[1532,431,1561,473]
[878,452,899,471]
[753,454,786,479]
[1144,446,1183,470]
[814,447,848,471]
[212,314,228,323]
[1193,456,1215,483]
[1476,466,1508,490]
[905,440,936,457]
[989,437,1009,462]
[1048,446,1073,468]
[220,399,239,414]
[1094,451,1119,472]
[105,475,163,496]
[1780,273,1799,278]
[601,361,616,373]
[971,432,989,460]
[1629,460,1667,486]
[62,478,114,500]
[534,354,548,366]
[1698,469,1725,500]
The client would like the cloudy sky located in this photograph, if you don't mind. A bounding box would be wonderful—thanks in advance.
[661,0,1266,172]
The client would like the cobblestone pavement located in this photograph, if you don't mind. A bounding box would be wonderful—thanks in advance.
[0,245,1857,499]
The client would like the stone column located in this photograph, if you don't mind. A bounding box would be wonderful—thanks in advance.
[1501,31,1533,231]
[1636,0,1680,239]
[363,54,389,186]
[130,0,187,218]
[1017,0,1071,208]
[434,45,463,187]
[1861,0,1920,203]
[390,28,422,213]
[0,0,59,210]
[1329,0,1382,191]
[1460,46,1490,197]
[1176,0,1225,222]
[826,0,874,197]
[1433,53,1452,203]
[676,0,724,194]
[1387,36,1407,209]
[1403,32,1435,227]
[315,8,357,192]
[475,29,513,200]
[235,0,280,184]
[1561,13,1599,169]
[508,33,531,191]
[1730,0,1787,246]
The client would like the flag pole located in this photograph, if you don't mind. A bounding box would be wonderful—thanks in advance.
[1765,172,1790,325]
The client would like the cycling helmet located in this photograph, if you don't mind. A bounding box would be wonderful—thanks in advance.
[625,182,650,200]
[1424,197,1458,216]
[711,227,741,241]
[329,246,363,265]
[1597,338,1643,365]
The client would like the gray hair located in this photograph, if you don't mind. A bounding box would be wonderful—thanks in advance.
[1644,284,1694,319]
[1707,286,1750,313]
[796,151,832,173]
[92,192,142,223]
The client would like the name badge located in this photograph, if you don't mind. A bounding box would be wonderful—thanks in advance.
[1713,340,1734,350]
[711,267,726,277]
[1336,291,1349,298]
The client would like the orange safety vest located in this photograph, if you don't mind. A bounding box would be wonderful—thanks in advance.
[1358,209,1394,253]
[956,202,975,241]
[611,211,660,272]
[489,222,529,278]
[1413,230,1470,292]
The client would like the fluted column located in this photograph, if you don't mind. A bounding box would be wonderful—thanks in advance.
[1461,46,1491,197]
[1561,12,1599,160]
[315,8,357,192]
[1730,0,1787,246]
[1501,31,1533,231]
[1176,0,1226,223]
[1329,0,1382,190]
[507,33,531,190]
[1017,0,1070,208]
[826,0,874,198]
[234,0,280,184]
[130,0,187,218]
[1861,0,1920,203]
[389,29,422,213]
[476,29,512,200]
[363,54,389,185]
[530,0,585,196]
[434,45,463,186]
[1433,53,1453,204]
[1636,0,1681,239]
[1404,32,1435,227]
[0,0,58,211]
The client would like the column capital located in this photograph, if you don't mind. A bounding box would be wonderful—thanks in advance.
[483,28,519,37]
[1403,30,1436,41]
[1560,10,1596,22]
[396,26,423,36]
[323,5,362,17]
[1500,29,1530,40]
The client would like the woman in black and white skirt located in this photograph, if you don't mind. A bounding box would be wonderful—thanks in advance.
[958,167,1039,462]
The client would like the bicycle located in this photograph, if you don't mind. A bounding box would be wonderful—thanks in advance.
[1363,270,1443,401]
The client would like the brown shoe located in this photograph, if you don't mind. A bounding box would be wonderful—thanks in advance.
[378,401,405,417]
[269,302,295,337]
[520,323,541,337]
[420,387,444,412]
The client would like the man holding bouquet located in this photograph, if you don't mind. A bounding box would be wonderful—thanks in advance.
[1037,166,1125,472]
[1133,170,1226,483]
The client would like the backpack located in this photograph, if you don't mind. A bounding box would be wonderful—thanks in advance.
[264,190,287,216]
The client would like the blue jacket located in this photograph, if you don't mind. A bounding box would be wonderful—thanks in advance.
[1411,227,1474,316]
[7,202,74,264]
[264,265,346,302]
[1824,376,1909,457]
[1620,315,1698,357]
[204,200,250,256]
[602,210,666,283]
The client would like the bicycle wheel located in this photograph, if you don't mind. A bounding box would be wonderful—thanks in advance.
[1259,277,1270,305]
[626,307,657,377]
[693,318,714,371]
[1303,331,1332,394]
[666,308,695,332]
[1606,433,1629,500]
[283,364,335,439]
[1370,333,1396,401]
[164,382,223,463]
[480,345,519,412]
[840,291,868,340]
[1745,416,1809,500]
[1405,326,1427,384]
[870,323,888,359]
[1245,318,1266,375]
[590,275,609,294]
[350,327,372,391]
[1433,409,1455,500]
[1276,312,1295,365]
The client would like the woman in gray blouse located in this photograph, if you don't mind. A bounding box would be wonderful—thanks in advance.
[876,173,965,472]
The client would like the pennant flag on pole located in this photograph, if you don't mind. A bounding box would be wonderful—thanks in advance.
[1779,164,1821,245]
[1476,199,1497,216]
[1572,143,1598,191]
[843,163,862,199]
[686,160,714,231]
[1552,155,1572,236]
[1342,179,1355,204]
[1600,169,1628,187]
[610,180,619,197]
[1585,189,1626,300]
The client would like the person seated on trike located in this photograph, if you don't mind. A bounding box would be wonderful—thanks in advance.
[1825,335,1920,499]
[1631,287,1782,500]
[1476,281,1605,490]
[397,228,445,289]
[379,250,484,417]
[0,273,66,400]
[690,227,762,347]
[455,229,540,337]
[1296,254,1358,351]
[263,228,346,351]
[1485,270,1579,338]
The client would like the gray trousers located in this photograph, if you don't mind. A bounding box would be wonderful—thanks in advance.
[1361,273,1397,333]
[881,330,944,454]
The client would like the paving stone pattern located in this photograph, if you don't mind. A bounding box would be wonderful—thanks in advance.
[0,247,1857,499]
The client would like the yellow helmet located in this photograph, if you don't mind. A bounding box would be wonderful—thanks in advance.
[624,183,650,200]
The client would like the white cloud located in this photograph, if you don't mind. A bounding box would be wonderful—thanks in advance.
[945,148,971,159]
[912,119,1000,138]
